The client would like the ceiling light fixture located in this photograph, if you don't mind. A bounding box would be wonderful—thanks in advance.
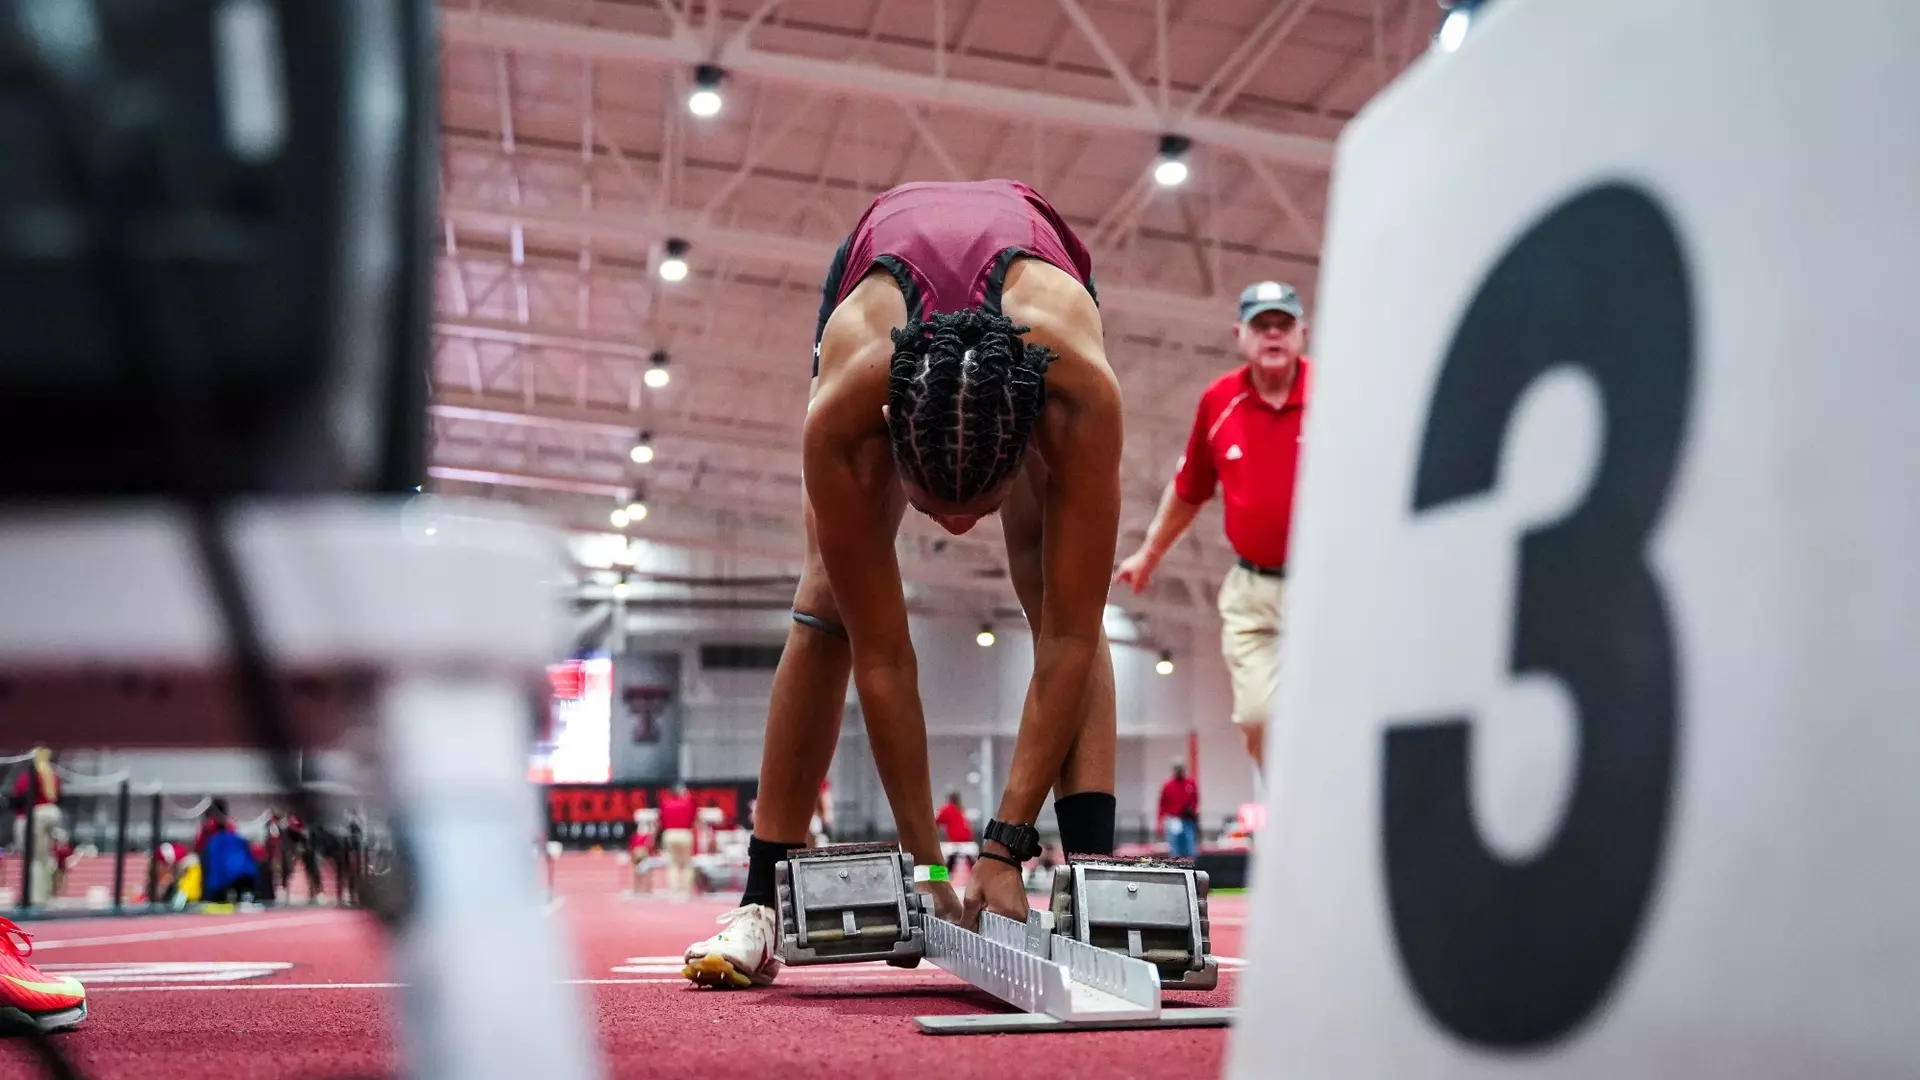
[1153,134,1192,187]
[687,63,725,117]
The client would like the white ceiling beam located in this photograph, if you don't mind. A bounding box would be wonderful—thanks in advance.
[651,0,692,39]
[432,411,1177,519]
[429,465,629,499]
[1051,0,1158,115]
[725,0,789,53]
[1154,0,1173,116]
[1220,1,1323,121]
[1239,153,1323,254]
[437,313,656,361]
[431,448,1226,586]
[431,314,1205,444]
[440,197,1235,328]
[696,88,826,225]
[437,10,1335,171]
[455,480,1223,630]
[444,131,1319,279]
[896,104,969,182]
[430,388,800,453]
[574,515,1216,630]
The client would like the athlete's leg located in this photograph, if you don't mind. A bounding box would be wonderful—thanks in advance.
[1002,459,1117,855]
[746,493,873,864]
[683,453,906,987]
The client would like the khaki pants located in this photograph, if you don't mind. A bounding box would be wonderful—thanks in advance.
[661,828,695,896]
[1218,564,1286,727]
[11,805,61,906]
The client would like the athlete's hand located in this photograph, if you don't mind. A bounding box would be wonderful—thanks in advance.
[918,880,964,924]
[1113,549,1159,594]
[963,856,1031,930]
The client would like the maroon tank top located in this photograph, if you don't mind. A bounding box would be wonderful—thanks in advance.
[831,180,1096,320]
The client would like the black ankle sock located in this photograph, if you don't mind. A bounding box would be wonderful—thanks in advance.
[1054,792,1116,857]
[741,835,804,909]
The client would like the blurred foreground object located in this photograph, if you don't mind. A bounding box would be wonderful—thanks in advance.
[0,2,604,1077]
[0,0,433,496]
[1232,0,1920,1076]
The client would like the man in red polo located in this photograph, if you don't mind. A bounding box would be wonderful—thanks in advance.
[1115,280,1310,770]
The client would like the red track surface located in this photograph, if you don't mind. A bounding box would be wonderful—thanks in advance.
[0,855,1243,1080]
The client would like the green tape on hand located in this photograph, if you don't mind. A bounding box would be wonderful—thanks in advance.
[914,863,950,883]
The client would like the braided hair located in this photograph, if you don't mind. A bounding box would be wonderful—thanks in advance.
[887,307,1056,504]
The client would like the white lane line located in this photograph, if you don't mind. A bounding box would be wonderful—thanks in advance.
[95,978,696,993]
[39,961,294,984]
[91,982,402,993]
[88,969,1029,993]
[34,913,348,951]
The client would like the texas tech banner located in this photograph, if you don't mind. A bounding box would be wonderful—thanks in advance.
[543,781,757,847]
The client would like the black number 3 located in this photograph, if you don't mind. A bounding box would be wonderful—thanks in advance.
[1383,184,1695,1049]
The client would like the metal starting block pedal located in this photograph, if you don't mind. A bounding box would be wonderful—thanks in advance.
[775,843,925,966]
[1048,857,1218,990]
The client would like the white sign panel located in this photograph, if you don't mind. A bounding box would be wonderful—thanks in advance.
[1230,1,1920,1077]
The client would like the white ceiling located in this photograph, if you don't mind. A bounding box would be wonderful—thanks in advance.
[430,0,1443,632]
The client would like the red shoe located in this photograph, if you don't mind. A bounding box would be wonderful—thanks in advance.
[0,917,86,1032]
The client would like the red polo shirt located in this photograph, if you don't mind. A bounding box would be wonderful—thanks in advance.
[657,793,697,832]
[935,802,973,843]
[1157,776,1199,823]
[1172,359,1310,569]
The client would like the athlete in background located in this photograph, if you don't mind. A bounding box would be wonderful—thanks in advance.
[683,179,1124,989]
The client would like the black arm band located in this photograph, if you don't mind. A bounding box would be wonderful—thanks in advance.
[977,851,1024,870]
[791,610,848,640]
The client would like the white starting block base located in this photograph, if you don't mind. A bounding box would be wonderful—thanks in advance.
[916,1007,1238,1036]
[913,912,1234,1034]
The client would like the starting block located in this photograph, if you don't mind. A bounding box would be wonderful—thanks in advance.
[774,844,1232,1034]
[774,843,924,966]
[1047,858,1217,991]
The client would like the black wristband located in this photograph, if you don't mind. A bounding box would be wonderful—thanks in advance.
[977,850,1023,870]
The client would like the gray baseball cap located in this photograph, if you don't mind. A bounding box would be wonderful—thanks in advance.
[1238,280,1304,322]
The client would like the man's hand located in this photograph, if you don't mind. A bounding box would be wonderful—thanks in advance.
[918,880,963,924]
[962,856,1031,929]
[1113,548,1159,594]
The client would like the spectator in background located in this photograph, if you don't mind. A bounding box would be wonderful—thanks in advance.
[281,810,324,904]
[657,783,697,901]
[159,843,203,909]
[1115,282,1313,772]
[10,747,62,906]
[628,808,659,895]
[1158,759,1201,859]
[198,812,259,904]
[262,812,291,903]
[936,791,976,874]
[193,797,234,865]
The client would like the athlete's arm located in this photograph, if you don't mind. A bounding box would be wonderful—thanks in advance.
[802,335,946,872]
[995,326,1126,828]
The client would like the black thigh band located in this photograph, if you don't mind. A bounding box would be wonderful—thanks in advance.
[792,610,848,640]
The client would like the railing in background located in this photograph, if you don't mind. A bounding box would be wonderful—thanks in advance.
[2,768,374,919]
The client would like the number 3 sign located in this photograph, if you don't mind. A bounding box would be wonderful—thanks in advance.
[1229,2,1920,1077]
